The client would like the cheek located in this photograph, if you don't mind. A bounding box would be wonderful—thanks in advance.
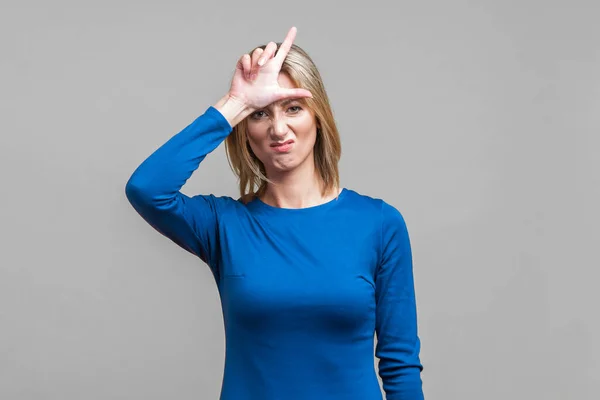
[246,137,271,165]
[302,130,318,150]
[245,128,267,151]
[246,139,262,160]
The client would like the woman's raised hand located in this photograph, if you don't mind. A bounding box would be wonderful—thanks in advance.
[227,27,312,111]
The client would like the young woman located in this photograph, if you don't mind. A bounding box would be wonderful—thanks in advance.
[125,27,424,400]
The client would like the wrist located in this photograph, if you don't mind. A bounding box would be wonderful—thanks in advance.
[214,94,254,127]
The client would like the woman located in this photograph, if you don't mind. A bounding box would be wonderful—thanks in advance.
[125,27,424,400]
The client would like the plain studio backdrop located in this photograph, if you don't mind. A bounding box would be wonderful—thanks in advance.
[1,0,598,399]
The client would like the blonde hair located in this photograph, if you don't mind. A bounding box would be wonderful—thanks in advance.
[224,43,341,202]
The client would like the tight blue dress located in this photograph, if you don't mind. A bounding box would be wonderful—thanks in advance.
[125,106,424,399]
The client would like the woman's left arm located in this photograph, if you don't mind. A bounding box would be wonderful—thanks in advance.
[375,201,424,400]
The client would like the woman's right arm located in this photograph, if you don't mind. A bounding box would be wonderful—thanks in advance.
[124,95,251,275]
[125,26,311,276]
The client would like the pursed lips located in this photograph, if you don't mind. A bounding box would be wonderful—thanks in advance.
[270,139,294,147]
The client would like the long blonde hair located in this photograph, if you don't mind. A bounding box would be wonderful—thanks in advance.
[224,43,341,202]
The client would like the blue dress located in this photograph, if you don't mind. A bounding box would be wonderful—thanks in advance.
[125,106,424,399]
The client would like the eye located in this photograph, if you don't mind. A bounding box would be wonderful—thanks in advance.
[288,105,302,113]
[250,110,267,120]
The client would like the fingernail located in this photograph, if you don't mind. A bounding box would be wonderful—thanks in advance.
[258,58,264,66]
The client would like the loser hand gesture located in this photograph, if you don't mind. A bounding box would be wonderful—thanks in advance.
[227,27,313,111]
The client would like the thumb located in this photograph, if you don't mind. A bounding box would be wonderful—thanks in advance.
[276,87,313,101]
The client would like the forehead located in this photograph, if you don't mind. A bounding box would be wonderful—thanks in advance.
[277,72,295,88]
[256,72,311,111]
[264,73,306,108]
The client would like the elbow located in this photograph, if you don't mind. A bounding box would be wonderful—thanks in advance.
[125,174,149,206]
[124,174,176,211]
[125,177,140,205]
[124,176,161,217]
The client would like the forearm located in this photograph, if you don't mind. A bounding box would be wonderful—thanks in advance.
[125,105,232,207]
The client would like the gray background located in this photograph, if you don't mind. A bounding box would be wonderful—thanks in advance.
[1,0,598,399]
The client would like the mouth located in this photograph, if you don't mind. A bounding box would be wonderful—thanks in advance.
[270,140,295,153]
[270,139,294,147]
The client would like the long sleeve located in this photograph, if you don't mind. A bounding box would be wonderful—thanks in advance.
[375,201,424,400]
[124,106,232,278]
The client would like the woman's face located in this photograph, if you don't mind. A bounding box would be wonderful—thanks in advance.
[245,73,318,176]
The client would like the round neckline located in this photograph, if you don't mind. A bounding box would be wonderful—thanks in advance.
[250,188,348,213]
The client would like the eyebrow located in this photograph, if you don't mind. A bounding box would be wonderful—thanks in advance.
[263,98,302,110]
[280,98,298,106]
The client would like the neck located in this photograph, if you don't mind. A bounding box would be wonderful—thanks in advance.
[261,160,337,209]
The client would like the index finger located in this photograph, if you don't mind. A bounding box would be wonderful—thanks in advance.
[274,26,297,65]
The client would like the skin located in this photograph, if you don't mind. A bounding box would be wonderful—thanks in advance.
[246,73,319,186]
[214,27,340,208]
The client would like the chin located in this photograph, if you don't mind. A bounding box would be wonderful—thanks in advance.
[269,158,299,172]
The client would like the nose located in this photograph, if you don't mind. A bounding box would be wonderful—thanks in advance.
[270,114,289,139]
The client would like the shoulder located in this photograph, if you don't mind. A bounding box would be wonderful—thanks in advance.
[343,188,410,255]
[341,188,382,213]
[344,189,411,263]
[342,188,406,225]
[188,193,250,216]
